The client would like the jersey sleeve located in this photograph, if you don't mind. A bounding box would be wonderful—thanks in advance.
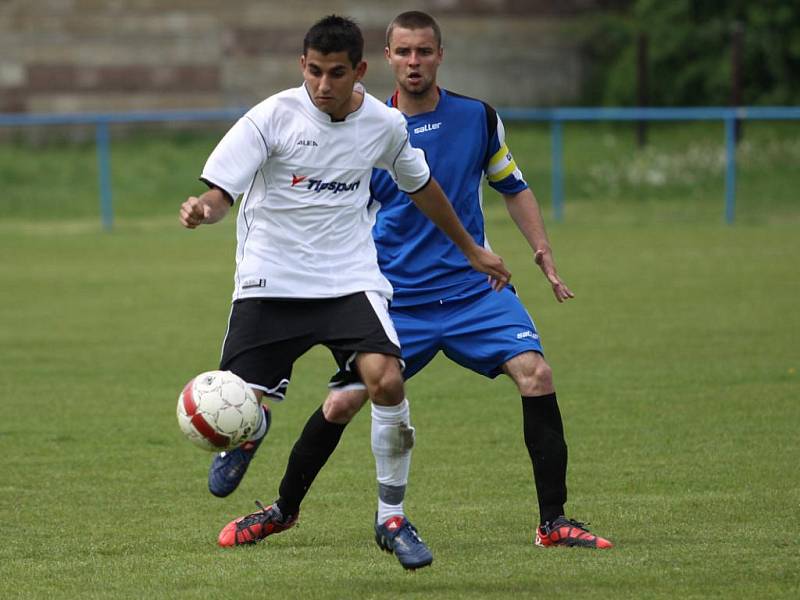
[376,113,431,194]
[484,112,528,195]
[200,114,270,202]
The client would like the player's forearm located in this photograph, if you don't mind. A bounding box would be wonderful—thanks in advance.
[197,187,232,224]
[504,188,552,254]
[409,178,480,257]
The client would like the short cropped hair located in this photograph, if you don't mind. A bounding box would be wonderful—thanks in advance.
[386,11,442,49]
[303,15,364,67]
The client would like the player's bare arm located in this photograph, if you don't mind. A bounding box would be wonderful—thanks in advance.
[504,188,574,303]
[179,187,231,229]
[409,178,511,290]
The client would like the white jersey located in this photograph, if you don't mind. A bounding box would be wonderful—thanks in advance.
[201,83,431,301]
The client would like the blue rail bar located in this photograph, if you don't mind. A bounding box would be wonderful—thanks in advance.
[498,106,800,224]
[2,106,799,227]
[498,106,800,122]
[0,108,246,126]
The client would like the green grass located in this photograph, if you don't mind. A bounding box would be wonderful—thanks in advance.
[0,124,799,598]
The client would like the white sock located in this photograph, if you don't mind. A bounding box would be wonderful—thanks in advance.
[377,498,404,525]
[372,399,414,522]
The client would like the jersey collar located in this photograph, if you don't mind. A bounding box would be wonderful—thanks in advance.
[301,82,366,123]
[389,87,443,115]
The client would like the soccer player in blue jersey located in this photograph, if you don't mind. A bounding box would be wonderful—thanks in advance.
[324,11,613,551]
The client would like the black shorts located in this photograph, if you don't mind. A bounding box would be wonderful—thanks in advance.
[219,291,401,400]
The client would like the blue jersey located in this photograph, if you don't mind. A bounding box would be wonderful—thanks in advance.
[371,89,528,307]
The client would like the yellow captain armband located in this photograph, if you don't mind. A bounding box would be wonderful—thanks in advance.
[486,143,519,183]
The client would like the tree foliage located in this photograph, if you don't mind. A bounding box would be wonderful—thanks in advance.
[582,0,800,105]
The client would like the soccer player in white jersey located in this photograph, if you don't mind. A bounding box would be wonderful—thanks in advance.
[178,15,510,568]
[322,11,613,550]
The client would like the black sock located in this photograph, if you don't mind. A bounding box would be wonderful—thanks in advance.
[276,406,346,518]
[521,393,568,526]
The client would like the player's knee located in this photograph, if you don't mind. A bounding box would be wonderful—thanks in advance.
[356,353,403,402]
[513,356,554,396]
[323,389,368,423]
[366,371,404,404]
[360,357,404,404]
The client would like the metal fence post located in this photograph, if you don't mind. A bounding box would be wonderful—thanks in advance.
[551,118,564,222]
[724,116,737,224]
[95,121,113,230]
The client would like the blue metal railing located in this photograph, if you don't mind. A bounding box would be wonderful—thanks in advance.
[2,106,799,228]
[497,106,800,224]
[0,108,245,230]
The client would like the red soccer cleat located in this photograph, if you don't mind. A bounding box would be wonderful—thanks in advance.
[535,517,613,549]
[218,500,298,547]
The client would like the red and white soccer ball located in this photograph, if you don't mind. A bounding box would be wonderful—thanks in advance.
[177,370,262,452]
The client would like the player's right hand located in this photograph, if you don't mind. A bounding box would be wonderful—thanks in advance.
[467,246,511,291]
[180,196,210,229]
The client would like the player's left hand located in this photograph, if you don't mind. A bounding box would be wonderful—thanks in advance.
[535,248,574,303]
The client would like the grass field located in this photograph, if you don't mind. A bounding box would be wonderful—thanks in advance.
[0,123,798,598]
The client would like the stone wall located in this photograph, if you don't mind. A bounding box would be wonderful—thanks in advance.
[0,0,603,114]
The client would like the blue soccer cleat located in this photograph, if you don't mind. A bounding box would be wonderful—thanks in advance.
[208,405,270,497]
[375,514,433,570]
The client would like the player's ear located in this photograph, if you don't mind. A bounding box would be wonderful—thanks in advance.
[299,54,306,72]
[355,60,367,81]
[384,46,390,62]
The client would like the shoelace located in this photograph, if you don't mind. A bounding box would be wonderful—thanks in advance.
[224,457,247,477]
[547,518,592,534]
[400,521,425,545]
[566,519,592,531]
[237,500,272,529]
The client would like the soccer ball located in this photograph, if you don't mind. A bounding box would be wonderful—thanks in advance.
[177,370,262,452]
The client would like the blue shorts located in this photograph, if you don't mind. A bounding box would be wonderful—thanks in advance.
[391,286,543,380]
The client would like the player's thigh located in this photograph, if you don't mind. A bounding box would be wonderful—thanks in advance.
[220,298,313,399]
[390,303,444,380]
[324,291,404,403]
[441,287,543,378]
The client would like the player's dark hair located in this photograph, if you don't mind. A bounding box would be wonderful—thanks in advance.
[303,15,364,67]
[386,10,442,49]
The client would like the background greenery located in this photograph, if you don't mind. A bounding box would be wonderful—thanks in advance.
[577,0,800,106]
[0,124,798,598]
[2,119,799,225]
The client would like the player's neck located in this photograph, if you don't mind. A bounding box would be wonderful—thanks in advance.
[395,86,440,116]
[348,87,365,115]
[327,84,365,121]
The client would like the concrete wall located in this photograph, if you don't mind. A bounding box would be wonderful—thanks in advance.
[0,0,600,114]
